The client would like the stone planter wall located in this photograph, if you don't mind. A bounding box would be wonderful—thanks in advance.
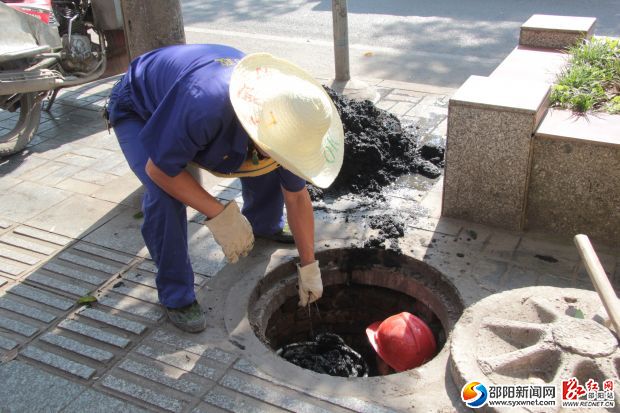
[443,14,619,244]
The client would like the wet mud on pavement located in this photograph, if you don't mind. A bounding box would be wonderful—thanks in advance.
[309,88,445,254]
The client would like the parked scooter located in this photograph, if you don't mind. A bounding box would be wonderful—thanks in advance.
[0,0,108,156]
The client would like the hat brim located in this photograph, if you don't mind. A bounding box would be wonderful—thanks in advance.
[229,53,344,188]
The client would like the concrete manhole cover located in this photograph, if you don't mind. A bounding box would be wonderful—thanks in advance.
[450,286,620,411]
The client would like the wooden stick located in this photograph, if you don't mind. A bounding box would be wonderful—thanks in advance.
[574,234,620,335]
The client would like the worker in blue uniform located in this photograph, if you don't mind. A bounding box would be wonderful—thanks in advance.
[106,44,344,332]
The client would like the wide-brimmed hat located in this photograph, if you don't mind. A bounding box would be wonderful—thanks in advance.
[229,53,344,188]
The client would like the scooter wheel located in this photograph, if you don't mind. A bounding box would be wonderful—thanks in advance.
[0,93,42,157]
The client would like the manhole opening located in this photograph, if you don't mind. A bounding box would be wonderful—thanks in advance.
[250,248,464,378]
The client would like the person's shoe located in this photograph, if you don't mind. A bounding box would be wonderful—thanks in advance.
[254,224,295,244]
[164,300,207,333]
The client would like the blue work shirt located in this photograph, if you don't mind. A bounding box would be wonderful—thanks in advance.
[118,44,305,192]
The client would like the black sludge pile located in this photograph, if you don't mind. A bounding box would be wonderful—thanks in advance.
[277,333,369,378]
[310,87,445,199]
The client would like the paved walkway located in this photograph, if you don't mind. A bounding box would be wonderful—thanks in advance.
[0,75,617,412]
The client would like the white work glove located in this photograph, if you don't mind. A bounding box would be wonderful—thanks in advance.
[204,201,254,263]
[297,260,323,307]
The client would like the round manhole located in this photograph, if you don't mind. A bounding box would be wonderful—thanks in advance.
[248,248,464,378]
[450,286,620,412]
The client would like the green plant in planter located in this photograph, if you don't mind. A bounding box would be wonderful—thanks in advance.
[550,37,620,114]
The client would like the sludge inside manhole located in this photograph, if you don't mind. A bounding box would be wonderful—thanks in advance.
[249,248,464,378]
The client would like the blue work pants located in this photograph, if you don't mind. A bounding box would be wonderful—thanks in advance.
[113,115,285,309]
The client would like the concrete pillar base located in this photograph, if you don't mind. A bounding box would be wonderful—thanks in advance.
[327,78,380,103]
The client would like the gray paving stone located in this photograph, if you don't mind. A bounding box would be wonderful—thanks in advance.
[204,386,283,413]
[77,307,146,334]
[111,282,159,304]
[324,397,396,413]
[41,331,114,361]
[0,234,56,255]
[0,181,70,222]
[61,389,150,413]
[122,271,157,288]
[101,375,184,413]
[220,372,332,413]
[98,293,164,321]
[43,261,106,286]
[0,220,11,229]
[59,319,130,348]
[0,296,56,322]
[0,246,40,265]
[21,346,95,379]
[0,260,23,276]
[13,226,71,246]
[20,161,82,186]
[137,260,157,273]
[0,361,86,412]
[0,278,7,288]
[0,315,38,337]
[0,334,18,350]
[82,208,147,256]
[29,195,118,239]
[8,284,74,310]
[27,272,91,296]
[59,252,120,274]
[191,402,229,413]
[118,359,203,395]
[73,242,134,264]
[73,169,117,186]
[136,344,220,380]
[151,329,236,364]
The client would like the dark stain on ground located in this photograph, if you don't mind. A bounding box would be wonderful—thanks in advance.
[535,254,559,263]
[277,333,369,377]
[308,87,445,200]
[363,215,405,252]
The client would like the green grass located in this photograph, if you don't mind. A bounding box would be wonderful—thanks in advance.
[550,37,620,114]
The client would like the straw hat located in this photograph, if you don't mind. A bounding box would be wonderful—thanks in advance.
[229,53,344,188]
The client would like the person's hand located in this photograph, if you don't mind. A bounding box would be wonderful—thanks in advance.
[204,201,254,263]
[297,260,323,306]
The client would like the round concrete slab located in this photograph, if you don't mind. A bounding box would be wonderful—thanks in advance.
[450,286,620,411]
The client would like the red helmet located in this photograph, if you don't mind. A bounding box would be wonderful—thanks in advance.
[366,312,437,372]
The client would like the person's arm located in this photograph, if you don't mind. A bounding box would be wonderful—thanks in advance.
[146,158,224,219]
[282,186,315,266]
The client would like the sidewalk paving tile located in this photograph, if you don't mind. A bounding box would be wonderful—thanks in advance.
[43,261,108,285]
[21,345,96,380]
[0,361,86,412]
[59,319,130,348]
[83,207,148,256]
[27,271,92,296]
[100,374,185,413]
[58,250,124,275]
[13,225,72,246]
[61,389,149,413]
[72,241,135,264]
[203,386,288,413]
[97,292,164,322]
[219,371,351,413]
[117,358,207,396]
[8,284,73,310]
[0,181,70,223]
[0,314,38,336]
[77,307,147,334]
[0,232,58,255]
[40,332,114,362]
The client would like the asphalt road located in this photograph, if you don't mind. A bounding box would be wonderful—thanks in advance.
[180,0,619,88]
